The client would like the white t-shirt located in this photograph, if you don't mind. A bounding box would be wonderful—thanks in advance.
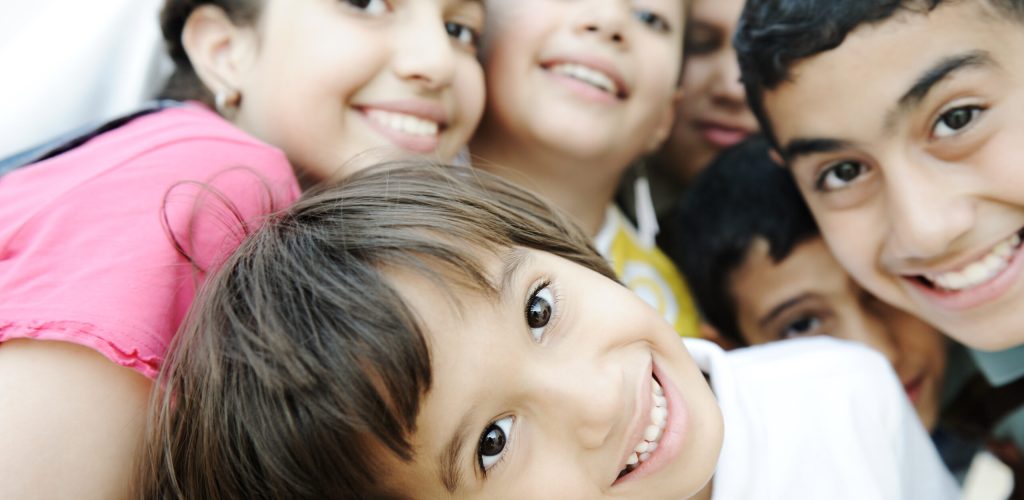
[683,337,959,500]
[0,0,172,158]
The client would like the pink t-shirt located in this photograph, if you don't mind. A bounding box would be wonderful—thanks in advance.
[0,104,301,378]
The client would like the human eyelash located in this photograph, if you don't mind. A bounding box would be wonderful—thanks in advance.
[525,279,563,343]
[477,415,516,477]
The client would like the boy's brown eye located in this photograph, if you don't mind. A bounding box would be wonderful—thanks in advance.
[528,293,552,327]
[526,283,555,342]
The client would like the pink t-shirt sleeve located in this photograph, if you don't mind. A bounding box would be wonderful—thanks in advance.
[0,106,300,378]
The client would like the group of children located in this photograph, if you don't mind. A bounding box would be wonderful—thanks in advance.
[0,0,1021,498]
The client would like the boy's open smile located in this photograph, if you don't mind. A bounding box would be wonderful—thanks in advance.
[615,361,691,485]
[905,226,1024,311]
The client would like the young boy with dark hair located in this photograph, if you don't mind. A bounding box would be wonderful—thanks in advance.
[669,136,949,434]
[733,0,1024,488]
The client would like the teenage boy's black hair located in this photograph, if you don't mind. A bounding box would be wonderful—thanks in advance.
[733,0,1024,152]
[667,135,819,345]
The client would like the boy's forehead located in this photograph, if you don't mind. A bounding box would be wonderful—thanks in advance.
[762,0,1014,149]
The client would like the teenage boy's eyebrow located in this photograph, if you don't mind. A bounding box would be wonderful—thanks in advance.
[781,138,850,164]
[887,50,993,129]
[757,293,812,329]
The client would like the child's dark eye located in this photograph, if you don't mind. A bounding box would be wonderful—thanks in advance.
[633,9,671,33]
[932,105,982,139]
[343,0,389,15]
[526,283,554,342]
[816,161,868,192]
[446,21,479,48]
[684,27,722,56]
[780,315,823,339]
[477,416,513,472]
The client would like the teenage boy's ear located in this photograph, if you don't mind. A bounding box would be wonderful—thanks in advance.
[182,5,260,98]
[644,88,686,153]
[700,322,741,351]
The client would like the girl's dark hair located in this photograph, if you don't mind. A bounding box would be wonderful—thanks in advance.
[668,135,818,345]
[133,162,615,499]
[159,0,263,105]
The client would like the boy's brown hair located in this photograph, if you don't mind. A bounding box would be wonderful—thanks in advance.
[133,162,615,499]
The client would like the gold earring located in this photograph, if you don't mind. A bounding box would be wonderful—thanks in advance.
[215,89,241,115]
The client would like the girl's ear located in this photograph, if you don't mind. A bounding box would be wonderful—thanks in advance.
[181,5,259,99]
[644,88,685,153]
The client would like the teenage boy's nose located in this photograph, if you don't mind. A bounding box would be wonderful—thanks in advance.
[528,360,622,450]
[883,160,973,263]
[392,20,457,90]
[575,0,629,45]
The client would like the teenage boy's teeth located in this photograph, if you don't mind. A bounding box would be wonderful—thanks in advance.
[365,109,439,136]
[549,63,619,95]
[622,378,668,475]
[927,233,1021,291]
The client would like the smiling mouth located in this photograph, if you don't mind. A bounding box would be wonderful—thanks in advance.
[912,228,1024,292]
[542,62,627,99]
[617,375,668,480]
[364,109,443,137]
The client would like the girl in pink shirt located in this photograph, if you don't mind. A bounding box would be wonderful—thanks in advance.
[0,1,485,497]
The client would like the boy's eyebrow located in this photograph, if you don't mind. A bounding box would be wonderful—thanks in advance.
[780,51,993,164]
[781,138,850,164]
[438,405,477,493]
[758,293,812,329]
[886,50,993,130]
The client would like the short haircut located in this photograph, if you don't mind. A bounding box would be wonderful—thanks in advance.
[667,136,819,345]
[134,162,615,499]
[733,0,1024,151]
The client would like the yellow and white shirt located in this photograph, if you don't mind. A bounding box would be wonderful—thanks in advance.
[594,205,700,337]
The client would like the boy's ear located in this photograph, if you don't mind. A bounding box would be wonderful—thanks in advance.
[700,322,740,351]
[768,148,786,167]
[644,88,685,153]
[181,5,259,98]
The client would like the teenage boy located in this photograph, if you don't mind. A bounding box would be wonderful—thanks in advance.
[733,0,1024,484]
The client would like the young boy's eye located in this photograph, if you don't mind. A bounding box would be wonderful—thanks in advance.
[932,105,982,139]
[816,161,868,192]
[477,416,513,472]
[685,28,721,56]
[526,283,554,342]
[633,9,671,33]
[343,0,389,15]
[445,21,479,48]
[781,315,823,339]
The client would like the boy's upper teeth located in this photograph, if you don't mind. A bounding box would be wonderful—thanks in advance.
[926,233,1021,291]
[549,63,619,95]
[365,109,439,137]
[623,378,667,473]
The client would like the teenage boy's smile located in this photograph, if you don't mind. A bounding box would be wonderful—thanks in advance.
[761,0,1024,350]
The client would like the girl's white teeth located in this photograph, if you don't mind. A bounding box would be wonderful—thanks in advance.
[549,63,619,95]
[928,233,1021,291]
[365,109,439,137]
[622,378,668,475]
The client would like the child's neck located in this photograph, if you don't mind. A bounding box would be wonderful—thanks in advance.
[471,131,626,237]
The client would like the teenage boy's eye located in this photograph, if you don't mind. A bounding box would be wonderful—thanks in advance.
[816,160,867,192]
[343,0,389,15]
[633,9,671,33]
[477,416,513,472]
[526,283,554,342]
[780,315,823,339]
[685,29,721,56]
[932,105,982,139]
[445,21,479,48]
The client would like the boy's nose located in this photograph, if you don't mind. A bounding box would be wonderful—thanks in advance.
[710,52,747,106]
[575,0,630,46]
[883,158,974,263]
[529,360,624,450]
